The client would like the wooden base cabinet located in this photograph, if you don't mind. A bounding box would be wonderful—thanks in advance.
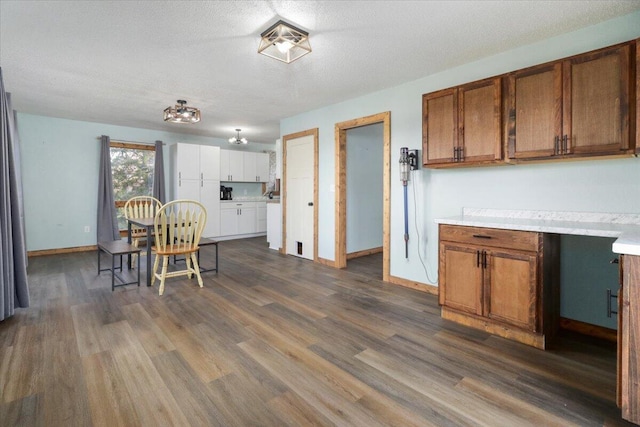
[619,255,640,424]
[439,225,559,349]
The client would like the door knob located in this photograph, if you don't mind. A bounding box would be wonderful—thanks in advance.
[308,202,313,206]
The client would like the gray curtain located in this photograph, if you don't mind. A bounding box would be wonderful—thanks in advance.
[1,68,30,321]
[152,140,166,203]
[97,135,119,242]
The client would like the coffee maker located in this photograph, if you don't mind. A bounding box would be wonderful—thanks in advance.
[220,185,233,200]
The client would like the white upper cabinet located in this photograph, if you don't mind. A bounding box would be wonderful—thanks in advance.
[256,152,270,182]
[220,149,244,181]
[220,149,270,182]
[243,152,257,181]
[199,145,221,181]
[174,143,221,183]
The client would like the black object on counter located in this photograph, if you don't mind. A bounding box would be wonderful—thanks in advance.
[220,185,233,200]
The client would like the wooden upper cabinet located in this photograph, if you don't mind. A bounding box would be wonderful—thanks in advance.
[508,42,634,160]
[507,63,562,159]
[423,78,502,167]
[458,78,503,163]
[564,43,632,155]
[423,88,457,165]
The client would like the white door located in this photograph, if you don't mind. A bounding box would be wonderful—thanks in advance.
[286,135,314,260]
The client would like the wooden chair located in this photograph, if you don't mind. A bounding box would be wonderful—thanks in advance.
[151,199,207,295]
[123,196,162,267]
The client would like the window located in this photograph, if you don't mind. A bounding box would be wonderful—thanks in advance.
[110,142,155,231]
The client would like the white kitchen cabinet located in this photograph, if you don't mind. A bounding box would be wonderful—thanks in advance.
[267,202,281,250]
[172,143,220,238]
[256,152,270,182]
[256,202,267,233]
[220,149,270,182]
[243,152,257,181]
[220,149,244,181]
[220,201,258,236]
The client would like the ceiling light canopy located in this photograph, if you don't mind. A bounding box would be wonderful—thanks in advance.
[163,100,201,124]
[258,19,311,64]
[229,129,248,145]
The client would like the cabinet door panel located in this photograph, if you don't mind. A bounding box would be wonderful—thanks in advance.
[459,78,502,161]
[243,152,257,182]
[238,208,257,234]
[256,152,270,182]
[200,180,220,237]
[175,178,200,201]
[485,250,537,331]
[508,63,562,159]
[440,243,483,315]
[199,145,220,181]
[229,151,244,181]
[423,89,457,165]
[176,143,200,181]
[220,208,238,236]
[564,44,631,154]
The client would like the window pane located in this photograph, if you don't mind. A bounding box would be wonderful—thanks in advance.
[111,146,155,230]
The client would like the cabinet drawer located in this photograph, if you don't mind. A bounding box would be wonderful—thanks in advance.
[439,224,539,252]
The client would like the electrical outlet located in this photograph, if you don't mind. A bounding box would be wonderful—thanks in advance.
[84,226,90,233]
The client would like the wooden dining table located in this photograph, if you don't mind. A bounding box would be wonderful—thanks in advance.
[126,217,155,286]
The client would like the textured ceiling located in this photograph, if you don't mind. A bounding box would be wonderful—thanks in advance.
[1,1,639,144]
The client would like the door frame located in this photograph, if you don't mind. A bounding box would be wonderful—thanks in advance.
[334,111,391,281]
[281,128,319,261]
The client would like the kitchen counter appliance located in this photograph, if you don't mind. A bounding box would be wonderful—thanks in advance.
[220,185,233,200]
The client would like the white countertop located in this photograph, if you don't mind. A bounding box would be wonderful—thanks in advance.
[435,208,640,256]
[220,197,268,203]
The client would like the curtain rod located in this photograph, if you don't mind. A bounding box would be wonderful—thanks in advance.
[96,137,165,146]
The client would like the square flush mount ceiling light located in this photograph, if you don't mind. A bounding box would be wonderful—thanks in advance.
[258,19,311,64]
[163,100,201,124]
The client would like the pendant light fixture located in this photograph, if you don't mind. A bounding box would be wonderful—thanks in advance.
[229,129,248,145]
[163,100,201,124]
[258,19,311,64]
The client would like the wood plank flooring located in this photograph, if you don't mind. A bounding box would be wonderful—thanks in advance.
[0,237,634,426]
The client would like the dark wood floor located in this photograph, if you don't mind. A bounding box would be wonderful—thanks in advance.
[0,237,634,426]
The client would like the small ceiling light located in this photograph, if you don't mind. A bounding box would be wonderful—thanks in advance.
[163,100,201,124]
[229,129,248,145]
[258,19,311,64]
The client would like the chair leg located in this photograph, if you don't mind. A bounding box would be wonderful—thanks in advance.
[159,255,169,296]
[191,253,203,288]
[131,238,139,268]
[151,251,160,287]
[185,254,193,279]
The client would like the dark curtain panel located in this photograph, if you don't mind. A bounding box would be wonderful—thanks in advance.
[97,135,119,242]
[0,68,30,321]
[152,140,166,204]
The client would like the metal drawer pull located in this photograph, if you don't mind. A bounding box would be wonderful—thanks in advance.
[607,288,618,318]
[472,234,492,239]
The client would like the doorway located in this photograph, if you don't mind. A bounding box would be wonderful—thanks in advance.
[335,112,391,281]
[282,129,318,261]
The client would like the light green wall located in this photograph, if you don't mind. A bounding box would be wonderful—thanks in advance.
[17,113,274,251]
[280,12,640,326]
[346,123,384,253]
[560,236,619,329]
